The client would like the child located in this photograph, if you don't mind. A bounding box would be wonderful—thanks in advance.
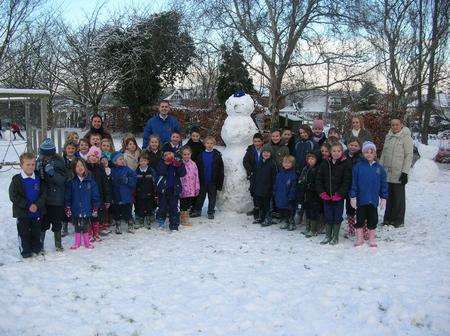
[123,137,141,171]
[61,140,78,237]
[86,146,111,241]
[161,131,183,159]
[135,151,156,229]
[328,127,347,151]
[274,155,297,230]
[9,153,46,258]
[243,133,264,220]
[180,146,200,226]
[186,127,205,162]
[251,145,277,226]
[77,138,90,161]
[65,158,100,249]
[282,127,296,155]
[298,152,321,237]
[192,136,224,220]
[66,131,79,145]
[110,152,137,234]
[145,135,163,170]
[156,151,186,231]
[312,119,327,147]
[294,124,315,175]
[316,142,352,245]
[350,141,388,247]
[344,137,362,238]
[37,138,67,252]
[266,130,289,169]
[100,138,115,162]
[100,154,113,235]
[88,132,102,148]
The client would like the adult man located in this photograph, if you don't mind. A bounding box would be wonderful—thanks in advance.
[142,101,181,149]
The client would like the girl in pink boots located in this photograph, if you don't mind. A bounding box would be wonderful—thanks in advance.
[349,141,388,247]
[179,146,200,227]
[65,158,101,249]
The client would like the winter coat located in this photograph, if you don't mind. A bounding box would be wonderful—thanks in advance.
[265,140,290,168]
[37,154,68,206]
[294,138,315,174]
[124,150,140,171]
[316,156,352,198]
[186,139,205,162]
[379,127,414,184]
[180,159,200,198]
[285,136,297,156]
[135,166,156,200]
[143,149,163,170]
[251,158,278,198]
[313,133,327,147]
[9,173,47,218]
[87,163,111,204]
[243,145,262,179]
[345,150,362,167]
[111,165,137,204]
[297,165,320,205]
[156,160,186,196]
[343,128,373,146]
[142,114,181,149]
[161,142,182,159]
[349,159,388,207]
[274,168,297,210]
[65,175,101,218]
[196,149,224,190]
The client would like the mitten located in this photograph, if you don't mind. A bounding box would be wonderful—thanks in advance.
[320,192,331,201]
[44,163,55,177]
[399,173,408,185]
[172,158,182,167]
[331,193,343,202]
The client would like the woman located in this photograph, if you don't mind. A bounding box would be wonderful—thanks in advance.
[343,116,372,145]
[84,114,112,141]
[379,118,413,228]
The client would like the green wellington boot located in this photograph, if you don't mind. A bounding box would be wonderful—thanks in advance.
[54,231,64,251]
[301,219,311,236]
[305,220,318,238]
[287,217,296,231]
[329,223,341,245]
[320,224,333,244]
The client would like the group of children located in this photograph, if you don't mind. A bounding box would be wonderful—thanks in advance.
[9,119,388,259]
[244,121,388,248]
[9,127,224,258]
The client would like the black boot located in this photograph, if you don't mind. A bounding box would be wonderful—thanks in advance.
[320,225,333,244]
[305,220,318,238]
[61,222,68,237]
[287,217,296,231]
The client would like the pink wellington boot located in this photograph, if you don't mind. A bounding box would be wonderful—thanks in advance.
[83,233,94,249]
[368,230,377,247]
[354,228,364,247]
[70,233,82,250]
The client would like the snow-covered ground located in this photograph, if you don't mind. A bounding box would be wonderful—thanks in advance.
[0,135,449,335]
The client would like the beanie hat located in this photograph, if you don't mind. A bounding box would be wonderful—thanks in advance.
[362,141,376,153]
[313,119,324,129]
[262,144,272,153]
[87,146,102,158]
[39,138,56,156]
[111,151,124,164]
[234,89,245,97]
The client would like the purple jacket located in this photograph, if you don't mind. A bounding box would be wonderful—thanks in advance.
[180,159,200,198]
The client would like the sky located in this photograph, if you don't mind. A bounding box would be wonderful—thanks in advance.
[51,0,168,25]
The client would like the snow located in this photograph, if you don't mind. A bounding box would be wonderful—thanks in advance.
[411,144,440,182]
[0,88,51,97]
[0,134,450,336]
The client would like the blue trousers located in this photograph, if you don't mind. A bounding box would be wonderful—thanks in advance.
[157,190,180,230]
[323,200,344,225]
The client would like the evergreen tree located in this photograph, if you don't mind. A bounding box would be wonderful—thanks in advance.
[355,81,379,111]
[217,41,254,106]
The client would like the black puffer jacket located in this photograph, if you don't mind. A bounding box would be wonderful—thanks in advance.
[298,165,320,204]
[316,157,351,198]
[135,166,156,200]
[186,139,205,163]
[243,145,260,179]
[87,162,111,204]
[250,158,278,198]
[37,154,68,206]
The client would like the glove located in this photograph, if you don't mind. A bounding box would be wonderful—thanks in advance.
[104,202,110,209]
[320,192,331,201]
[118,176,128,184]
[172,158,182,167]
[350,198,357,209]
[379,198,386,210]
[331,193,343,202]
[65,207,72,218]
[92,208,98,218]
[399,173,408,185]
[44,163,55,177]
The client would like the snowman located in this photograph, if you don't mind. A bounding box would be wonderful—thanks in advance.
[217,90,259,213]
[410,143,440,183]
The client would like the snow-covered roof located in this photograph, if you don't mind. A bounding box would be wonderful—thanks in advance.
[0,88,51,97]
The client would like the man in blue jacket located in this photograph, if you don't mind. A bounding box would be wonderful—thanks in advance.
[142,100,181,149]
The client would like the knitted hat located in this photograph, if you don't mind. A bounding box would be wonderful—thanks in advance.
[87,146,102,158]
[39,138,56,156]
[234,89,245,97]
[313,119,324,129]
[362,141,377,153]
[262,144,272,154]
[111,151,124,163]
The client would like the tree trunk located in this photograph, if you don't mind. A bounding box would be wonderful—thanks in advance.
[269,77,281,129]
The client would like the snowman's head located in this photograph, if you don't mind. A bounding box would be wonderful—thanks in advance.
[225,91,255,116]
[417,143,439,160]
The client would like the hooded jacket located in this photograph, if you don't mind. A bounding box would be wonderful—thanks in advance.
[65,174,101,217]
[316,156,352,198]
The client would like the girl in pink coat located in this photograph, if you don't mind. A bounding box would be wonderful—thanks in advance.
[180,146,200,226]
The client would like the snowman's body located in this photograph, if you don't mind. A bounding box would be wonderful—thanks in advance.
[411,144,439,183]
[217,93,259,213]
